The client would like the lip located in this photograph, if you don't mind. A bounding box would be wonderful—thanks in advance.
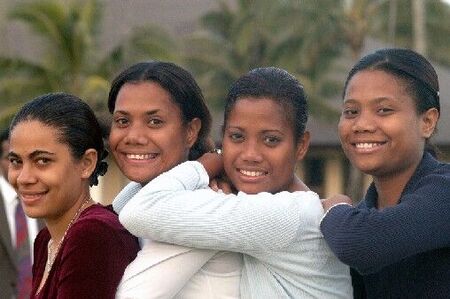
[235,167,268,183]
[119,151,159,164]
[19,191,47,205]
[349,141,387,153]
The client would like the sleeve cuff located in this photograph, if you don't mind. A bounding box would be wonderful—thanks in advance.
[319,203,353,225]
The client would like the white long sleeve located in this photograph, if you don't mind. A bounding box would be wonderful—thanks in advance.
[119,161,323,253]
[117,161,352,298]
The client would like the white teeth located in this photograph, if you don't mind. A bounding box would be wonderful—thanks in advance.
[240,169,265,177]
[355,143,381,149]
[126,153,155,160]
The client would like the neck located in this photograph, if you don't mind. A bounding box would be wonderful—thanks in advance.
[45,192,92,242]
[373,161,420,209]
[288,175,310,192]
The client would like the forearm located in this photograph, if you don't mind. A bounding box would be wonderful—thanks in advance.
[112,182,142,213]
[119,161,323,252]
[320,193,450,274]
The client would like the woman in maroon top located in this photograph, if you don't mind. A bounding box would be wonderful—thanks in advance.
[7,93,139,298]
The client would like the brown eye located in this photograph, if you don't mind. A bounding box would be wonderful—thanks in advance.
[114,117,129,127]
[36,157,51,165]
[377,107,394,115]
[342,108,358,118]
[264,136,281,146]
[229,132,244,142]
[9,157,20,166]
[148,118,163,126]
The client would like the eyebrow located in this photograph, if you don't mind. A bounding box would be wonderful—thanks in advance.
[8,150,56,159]
[225,126,285,135]
[343,97,395,105]
[113,109,161,116]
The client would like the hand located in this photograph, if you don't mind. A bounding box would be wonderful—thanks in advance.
[197,152,224,178]
[209,176,236,194]
[321,194,352,212]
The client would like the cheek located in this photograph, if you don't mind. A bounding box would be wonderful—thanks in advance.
[108,130,120,148]
[337,120,349,138]
[278,155,296,174]
[7,170,17,186]
[222,142,237,163]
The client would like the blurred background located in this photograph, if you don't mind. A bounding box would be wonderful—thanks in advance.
[0,0,449,203]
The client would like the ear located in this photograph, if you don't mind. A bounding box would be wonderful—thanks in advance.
[80,149,98,180]
[295,131,310,162]
[186,118,202,148]
[421,108,439,138]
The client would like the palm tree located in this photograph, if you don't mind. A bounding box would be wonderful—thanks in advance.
[185,0,346,119]
[0,0,179,127]
[0,0,108,113]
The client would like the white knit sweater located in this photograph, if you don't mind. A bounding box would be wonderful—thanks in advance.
[115,161,352,298]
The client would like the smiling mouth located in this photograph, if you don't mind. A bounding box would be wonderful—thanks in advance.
[19,192,46,203]
[126,153,157,160]
[354,142,385,149]
[239,169,268,177]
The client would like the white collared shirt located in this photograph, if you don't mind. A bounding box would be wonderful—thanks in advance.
[0,175,39,261]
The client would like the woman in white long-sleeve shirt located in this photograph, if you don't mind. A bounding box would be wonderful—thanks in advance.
[116,67,353,298]
[109,61,242,298]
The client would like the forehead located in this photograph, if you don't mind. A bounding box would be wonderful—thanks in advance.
[9,120,67,154]
[115,82,180,113]
[345,70,410,100]
[227,97,292,130]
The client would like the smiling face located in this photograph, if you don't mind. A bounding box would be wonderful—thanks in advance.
[108,82,199,184]
[339,70,435,179]
[222,97,308,194]
[8,120,91,220]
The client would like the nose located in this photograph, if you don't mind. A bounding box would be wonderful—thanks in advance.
[15,163,38,185]
[351,111,376,133]
[123,123,149,145]
[240,140,263,163]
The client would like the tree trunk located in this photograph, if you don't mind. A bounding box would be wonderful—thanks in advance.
[388,0,398,44]
[346,165,365,203]
[412,0,427,55]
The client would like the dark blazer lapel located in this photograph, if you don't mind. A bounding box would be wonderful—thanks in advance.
[0,192,17,271]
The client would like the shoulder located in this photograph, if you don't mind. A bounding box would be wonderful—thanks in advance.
[411,157,450,194]
[67,204,135,243]
[62,205,139,259]
[417,153,450,181]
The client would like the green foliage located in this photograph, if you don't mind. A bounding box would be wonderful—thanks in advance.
[0,0,180,126]
[184,0,345,120]
[2,0,449,130]
[369,0,450,66]
[0,0,109,121]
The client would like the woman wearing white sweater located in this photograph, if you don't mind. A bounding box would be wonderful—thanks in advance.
[109,61,242,298]
[116,67,352,298]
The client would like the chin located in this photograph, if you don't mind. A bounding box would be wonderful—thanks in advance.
[23,207,45,219]
[237,185,265,195]
[125,171,157,184]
